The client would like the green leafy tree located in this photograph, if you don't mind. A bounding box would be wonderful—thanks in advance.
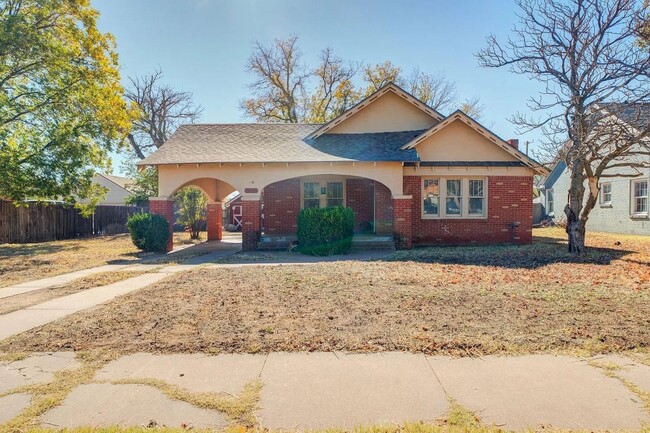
[121,157,158,206]
[175,186,207,240]
[0,0,131,208]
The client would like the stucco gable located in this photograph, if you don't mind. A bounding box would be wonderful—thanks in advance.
[307,83,443,138]
[402,111,549,175]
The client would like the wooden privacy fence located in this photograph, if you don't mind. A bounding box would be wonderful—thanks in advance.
[0,201,147,244]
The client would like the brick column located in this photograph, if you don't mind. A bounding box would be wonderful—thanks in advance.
[206,203,223,241]
[241,199,261,251]
[149,197,174,252]
[393,196,413,249]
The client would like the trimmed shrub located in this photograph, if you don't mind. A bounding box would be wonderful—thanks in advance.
[127,213,170,253]
[297,206,355,256]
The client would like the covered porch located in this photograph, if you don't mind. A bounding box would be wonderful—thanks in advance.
[149,162,414,252]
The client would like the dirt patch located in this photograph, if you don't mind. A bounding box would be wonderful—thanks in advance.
[2,229,648,356]
[0,270,149,315]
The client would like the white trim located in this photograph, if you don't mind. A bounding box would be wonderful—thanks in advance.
[599,182,612,206]
[546,188,555,216]
[306,83,445,139]
[420,176,488,220]
[630,178,649,217]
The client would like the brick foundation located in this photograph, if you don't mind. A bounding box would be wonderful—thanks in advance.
[206,203,223,241]
[149,198,174,252]
[403,175,533,245]
[241,199,261,251]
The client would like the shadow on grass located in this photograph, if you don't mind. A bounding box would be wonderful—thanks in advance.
[380,234,636,269]
[0,243,67,258]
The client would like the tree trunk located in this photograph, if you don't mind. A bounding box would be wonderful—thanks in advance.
[564,204,585,254]
[566,160,587,254]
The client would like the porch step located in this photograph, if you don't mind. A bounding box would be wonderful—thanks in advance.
[351,235,395,251]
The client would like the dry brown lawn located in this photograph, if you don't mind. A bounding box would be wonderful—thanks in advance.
[0,232,205,288]
[1,228,648,356]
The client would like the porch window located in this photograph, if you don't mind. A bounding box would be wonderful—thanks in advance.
[632,179,648,216]
[422,179,440,216]
[303,182,321,208]
[445,179,462,216]
[468,179,485,216]
[302,179,345,209]
[600,182,612,206]
[326,182,344,207]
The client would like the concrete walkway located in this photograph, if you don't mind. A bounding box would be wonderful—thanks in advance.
[0,352,648,431]
[0,241,241,341]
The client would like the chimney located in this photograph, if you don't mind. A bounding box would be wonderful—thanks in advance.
[506,139,519,149]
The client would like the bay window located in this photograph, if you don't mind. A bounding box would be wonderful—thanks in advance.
[445,179,462,216]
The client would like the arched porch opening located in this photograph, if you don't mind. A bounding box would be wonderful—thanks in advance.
[246,174,395,251]
[150,176,240,251]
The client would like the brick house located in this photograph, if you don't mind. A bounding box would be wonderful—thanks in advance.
[140,83,548,251]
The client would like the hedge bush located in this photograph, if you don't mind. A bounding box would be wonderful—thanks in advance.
[297,206,355,255]
[126,213,170,253]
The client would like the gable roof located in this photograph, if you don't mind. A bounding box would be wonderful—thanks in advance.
[95,173,133,192]
[306,82,445,139]
[137,123,422,165]
[401,110,549,175]
[600,102,650,131]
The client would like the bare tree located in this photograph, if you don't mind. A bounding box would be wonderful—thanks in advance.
[406,69,457,113]
[241,36,309,123]
[125,70,203,159]
[477,0,650,254]
[460,96,486,119]
[306,48,360,122]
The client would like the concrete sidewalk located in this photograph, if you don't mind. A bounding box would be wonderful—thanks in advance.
[1,352,648,431]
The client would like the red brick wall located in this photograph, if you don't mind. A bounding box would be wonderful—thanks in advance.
[241,199,261,251]
[149,198,174,252]
[262,179,300,234]
[374,182,394,235]
[403,175,533,245]
[206,203,222,241]
[393,197,413,249]
[346,179,374,233]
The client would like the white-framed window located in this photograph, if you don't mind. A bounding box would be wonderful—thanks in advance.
[600,182,612,206]
[546,189,555,215]
[421,177,487,219]
[422,179,440,216]
[631,179,648,216]
[468,179,485,216]
[445,179,462,217]
[301,179,345,209]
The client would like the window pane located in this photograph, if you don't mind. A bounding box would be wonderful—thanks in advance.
[447,179,461,197]
[635,181,648,198]
[327,199,344,207]
[304,182,320,199]
[304,198,320,209]
[446,197,461,215]
[638,198,648,213]
[423,179,439,216]
[547,190,554,213]
[469,180,484,197]
[469,198,484,215]
[326,182,343,199]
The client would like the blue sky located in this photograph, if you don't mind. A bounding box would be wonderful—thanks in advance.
[94,0,546,172]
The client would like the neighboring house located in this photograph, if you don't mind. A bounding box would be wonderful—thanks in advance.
[223,192,243,230]
[538,106,650,236]
[92,174,134,206]
[139,83,548,251]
